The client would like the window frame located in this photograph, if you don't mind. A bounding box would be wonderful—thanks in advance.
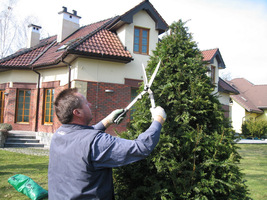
[16,89,31,124]
[133,26,150,55]
[211,65,216,84]
[43,88,54,125]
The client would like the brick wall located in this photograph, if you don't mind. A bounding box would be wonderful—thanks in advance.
[87,81,133,135]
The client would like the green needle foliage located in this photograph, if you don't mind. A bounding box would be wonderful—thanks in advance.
[114,20,249,200]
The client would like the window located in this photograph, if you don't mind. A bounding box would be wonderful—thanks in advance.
[134,27,149,55]
[44,89,54,124]
[211,66,216,84]
[16,90,31,123]
[0,91,4,123]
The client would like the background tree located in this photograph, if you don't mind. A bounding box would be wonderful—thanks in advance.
[114,20,249,200]
[0,0,44,58]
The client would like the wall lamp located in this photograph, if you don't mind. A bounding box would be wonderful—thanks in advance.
[105,89,114,93]
[4,92,9,96]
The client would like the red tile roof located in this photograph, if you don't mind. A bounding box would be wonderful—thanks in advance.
[0,1,168,70]
[201,48,225,69]
[228,78,267,113]
[0,17,132,69]
[218,78,239,95]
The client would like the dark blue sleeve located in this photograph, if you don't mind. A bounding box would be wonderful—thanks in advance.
[90,121,162,169]
[92,122,106,131]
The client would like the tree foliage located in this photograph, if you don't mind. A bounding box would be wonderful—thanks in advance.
[114,20,249,200]
[242,119,267,138]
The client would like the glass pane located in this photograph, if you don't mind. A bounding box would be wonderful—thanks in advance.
[24,110,29,116]
[142,46,147,53]
[143,30,148,37]
[24,116,29,122]
[17,116,22,122]
[142,37,147,45]
[51,116,53,122]
[134,28,140,36]
[25,90,31,96]
[134,44,139,52]
[25,96,30,103]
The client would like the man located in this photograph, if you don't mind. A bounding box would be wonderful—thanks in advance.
[48,88,166,199]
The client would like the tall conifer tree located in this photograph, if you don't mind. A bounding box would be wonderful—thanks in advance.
[114,20,249,200]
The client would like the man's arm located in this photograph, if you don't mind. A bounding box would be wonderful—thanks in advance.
[91,106,166,169]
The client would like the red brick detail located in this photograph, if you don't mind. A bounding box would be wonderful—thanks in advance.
[125,78,142,88]
[41,81,60,88]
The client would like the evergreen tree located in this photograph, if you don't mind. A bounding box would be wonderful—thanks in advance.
[114,20,249,200]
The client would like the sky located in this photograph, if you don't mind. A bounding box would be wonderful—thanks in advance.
[3,0,267,84]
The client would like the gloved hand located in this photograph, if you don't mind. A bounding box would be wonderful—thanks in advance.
[150,106,166,123]
[105,109,125,125]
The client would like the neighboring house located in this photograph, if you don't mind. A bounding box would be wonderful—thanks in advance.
[227,78,267,133]
[201,48,239,118]
[0,0,168,140]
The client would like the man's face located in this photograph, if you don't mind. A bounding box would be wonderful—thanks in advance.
[76,93,93,125]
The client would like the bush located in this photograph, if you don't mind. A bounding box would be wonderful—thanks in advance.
[242,120,267,138]
[114,20,249,200]
[0,123,12,131]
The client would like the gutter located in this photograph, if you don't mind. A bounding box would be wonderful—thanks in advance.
[61,59,72,88]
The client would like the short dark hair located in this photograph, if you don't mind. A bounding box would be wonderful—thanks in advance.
[54,88,83,124]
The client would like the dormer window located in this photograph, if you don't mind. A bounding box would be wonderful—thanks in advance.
[134,27,149,55]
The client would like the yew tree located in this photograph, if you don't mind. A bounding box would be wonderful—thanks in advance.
[114,20,249,200]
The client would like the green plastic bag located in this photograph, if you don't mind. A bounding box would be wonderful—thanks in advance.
[8,174,48,200]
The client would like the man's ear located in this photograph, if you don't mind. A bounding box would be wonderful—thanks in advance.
[73,109,81,116]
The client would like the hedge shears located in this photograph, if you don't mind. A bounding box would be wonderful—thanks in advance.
[114,60,161,124]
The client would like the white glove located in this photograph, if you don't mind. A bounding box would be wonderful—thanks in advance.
[150,106,166,122]
[105,109,125,124]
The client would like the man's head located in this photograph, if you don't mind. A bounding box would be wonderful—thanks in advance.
[54,88,92,125]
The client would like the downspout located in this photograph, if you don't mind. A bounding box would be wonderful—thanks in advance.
[62,60,72,88]
[32,69,41,132]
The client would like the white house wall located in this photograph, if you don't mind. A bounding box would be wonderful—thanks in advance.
[218,93,229,105]
[230,100,246,133]
[0,70,38,85]
[39,67,69,87]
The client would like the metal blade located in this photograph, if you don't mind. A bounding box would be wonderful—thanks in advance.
[148,60,161,87]
[125,90,147,110]
[142,63,148,88]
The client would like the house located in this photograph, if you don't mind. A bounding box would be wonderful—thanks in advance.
[201,48,239,118]
[0,0,168,143]
[227,78,267,133]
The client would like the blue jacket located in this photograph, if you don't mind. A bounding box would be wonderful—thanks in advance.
[48,121,162,199]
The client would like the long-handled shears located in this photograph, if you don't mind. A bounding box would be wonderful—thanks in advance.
[114,60,161,124]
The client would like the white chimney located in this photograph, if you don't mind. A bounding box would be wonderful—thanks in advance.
[57,6,81,43]
[27,24,42,48]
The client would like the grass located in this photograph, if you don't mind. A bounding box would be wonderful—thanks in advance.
[0,145,266,199]
[237,144,267,200]
[0,149,49,200]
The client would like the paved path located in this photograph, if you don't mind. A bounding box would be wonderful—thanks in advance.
[0,147,49,156]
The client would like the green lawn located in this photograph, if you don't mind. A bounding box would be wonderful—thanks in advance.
[237,144,267,200]
[0,145,266,199]
[0,149,49,200]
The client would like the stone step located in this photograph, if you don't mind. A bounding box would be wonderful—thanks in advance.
[4,142,45,148]
[5,138,40,143]
[4,130,45,148]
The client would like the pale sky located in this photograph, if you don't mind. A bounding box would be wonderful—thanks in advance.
[3,0,267,84]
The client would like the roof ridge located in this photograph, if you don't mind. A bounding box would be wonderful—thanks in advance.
[67,16,118,50]
[201,48,219,52]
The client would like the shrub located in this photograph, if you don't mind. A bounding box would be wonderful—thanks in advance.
[0,123,12,131]
[114,20,249,199]
[242,120,267,138]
